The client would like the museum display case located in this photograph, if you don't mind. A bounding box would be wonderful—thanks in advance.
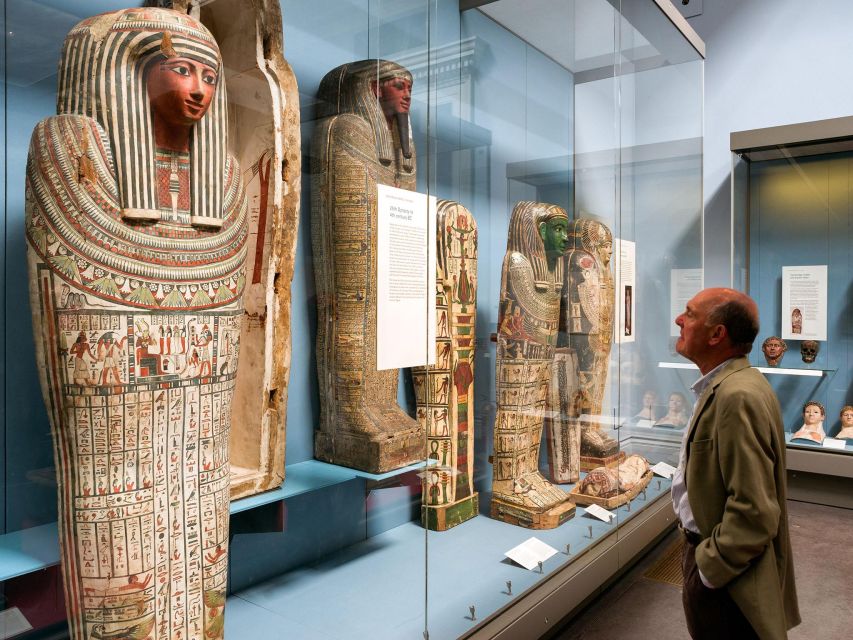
[1,1,703,638]
[731,116,853,508]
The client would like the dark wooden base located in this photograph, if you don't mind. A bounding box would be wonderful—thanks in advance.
[580,450,626,472]
[490,496,575,529]
[314,426,423,474]
[422,493,479,531]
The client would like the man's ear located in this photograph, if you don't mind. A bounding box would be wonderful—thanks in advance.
[369,79,381,98]
[708,324,727,346]
[538,221,547,241]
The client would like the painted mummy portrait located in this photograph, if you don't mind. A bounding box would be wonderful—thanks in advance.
[311,59,423,473]
[25,8,247,639]
[491,202,575,529]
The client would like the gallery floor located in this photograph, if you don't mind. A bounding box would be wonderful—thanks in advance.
[551,500,853,639]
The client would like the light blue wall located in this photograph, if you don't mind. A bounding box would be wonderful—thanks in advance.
[687,1,853,432]
[688,0,853,286]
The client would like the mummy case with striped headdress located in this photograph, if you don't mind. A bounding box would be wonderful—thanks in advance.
[25,7,247,639]
[311,59,423,473]
[491,202,575,528]
[57,7,228,227]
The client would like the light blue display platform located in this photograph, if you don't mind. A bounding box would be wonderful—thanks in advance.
[0,458,430,581]
[226,477,673,640]
[0,521,60,581]
[785,433,853,453]
[230,458,430,514]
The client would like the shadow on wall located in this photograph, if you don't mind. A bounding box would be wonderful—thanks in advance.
[703,173,733,289]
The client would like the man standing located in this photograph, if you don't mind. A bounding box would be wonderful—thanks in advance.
[672,288,799,639]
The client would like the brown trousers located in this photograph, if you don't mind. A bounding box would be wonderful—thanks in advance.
[681,534,758,640]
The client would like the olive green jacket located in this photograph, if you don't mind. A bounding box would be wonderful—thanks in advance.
[684,357,800,639]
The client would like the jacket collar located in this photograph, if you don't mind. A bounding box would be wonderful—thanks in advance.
[686,356,751,442]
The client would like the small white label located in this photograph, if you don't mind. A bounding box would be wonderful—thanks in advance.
[504,537,559,571]
[0,607,33,639]
[635,419,654,428]
[584,504,616,522]
[822,438,847,451]
[651,462,677,478]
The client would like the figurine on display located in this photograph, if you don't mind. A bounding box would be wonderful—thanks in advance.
[311,59,423,473]
[800,340,819,364]
[836,405,853,439]
[413,200,479,530]
[791,401,826,444]
[25,8,247,639]
[761,336,787,367]
[566,219,619,465]
[654,392,689,428]
[491,202,575,528]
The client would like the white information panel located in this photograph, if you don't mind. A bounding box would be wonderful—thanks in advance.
[781,265,827,341]
[614,238,636,344]
[670,268,704,337]
[376,184,436,370]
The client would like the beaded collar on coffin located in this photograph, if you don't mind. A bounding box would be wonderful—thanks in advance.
[26,115,248,310]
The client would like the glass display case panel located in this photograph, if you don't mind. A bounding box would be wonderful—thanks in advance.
[1,1,703,638]
[731,120,853,456]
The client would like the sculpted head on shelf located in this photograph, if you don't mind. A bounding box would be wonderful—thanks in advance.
[800,339,819,363]
[803,401,825,427]
[668,391,686,415]
[840,406,853,428]
[761,336,787,367]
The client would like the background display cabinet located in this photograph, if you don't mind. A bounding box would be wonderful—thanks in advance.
[1,1,703,638]
[732,116,853,509]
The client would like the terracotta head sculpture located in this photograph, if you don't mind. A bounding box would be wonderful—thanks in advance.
[839,405,853,429]
[761,336,787,367]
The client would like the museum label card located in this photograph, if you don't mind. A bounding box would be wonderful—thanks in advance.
[0,607,33,639]
[376,184,437,370]
[584,504,616,522]
[634,419,654,428]
[614,238,636,344]
[670,268,703,337]
[822,438,847,451]
[504,537,558,570]
[781,265,827,341]
[651,461,677,478]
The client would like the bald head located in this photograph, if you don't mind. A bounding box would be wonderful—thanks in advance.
[675,288,760,373]
[701,288,759,355]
